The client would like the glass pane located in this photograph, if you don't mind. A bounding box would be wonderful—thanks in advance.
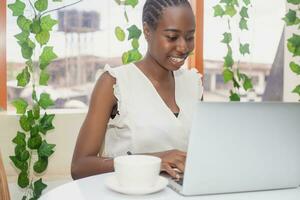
[7,0,147,110]
[203,0,286,102]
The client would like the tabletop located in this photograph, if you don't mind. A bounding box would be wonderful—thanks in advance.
[40,173,300,200]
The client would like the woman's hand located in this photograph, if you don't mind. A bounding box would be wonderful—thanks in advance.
[152,149,186,178]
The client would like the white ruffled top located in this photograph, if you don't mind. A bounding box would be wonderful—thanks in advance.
[102,63,203,157]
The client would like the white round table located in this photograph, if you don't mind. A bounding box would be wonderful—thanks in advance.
[40,173,300,200]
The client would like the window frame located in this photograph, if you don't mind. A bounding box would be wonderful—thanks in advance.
[0,0,7,110]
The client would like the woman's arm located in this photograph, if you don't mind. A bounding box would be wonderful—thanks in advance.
[71,72,117,180]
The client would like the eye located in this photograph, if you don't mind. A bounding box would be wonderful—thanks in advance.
[166,35,178,42]
[186,36,194,41]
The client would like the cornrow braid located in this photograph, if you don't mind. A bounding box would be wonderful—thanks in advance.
[142,0,191,30]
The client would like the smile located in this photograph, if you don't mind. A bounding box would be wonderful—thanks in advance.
[168,56,186,64]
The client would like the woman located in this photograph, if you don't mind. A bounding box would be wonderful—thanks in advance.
[71,0,203,180]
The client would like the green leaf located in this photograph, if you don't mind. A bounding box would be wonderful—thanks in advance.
[38,93,54,109]
[14,31,29,43]
[127,49,142,63]
[292,85,300,95]
[213,5,225,17]
[230,90,241,101]
[115,26,125,41]
[125,0,138,8]
[30,18,42,34]
[20,42,33,59]
[122,51,129,64]
[19,115,31,131]
[239,7,249,18]
[32,90,38,102]
[17,15,31,32]
[239,18,248,30]
[28,135,42,150]
[12,131,26,146]
[15,145,29,161]
[290,62,300,75]
[34,0,48,12]
[239,43,250,55]
[10,156,28,172]
[242,0,251,6]
[223,68,233,83]
[221,32,232,44]
[33,179,47,198]
[8,0,26,16]
[33,157,48,173]
[39,46,58,69]
[127,25,142,40]
[287,34,300,56]
[287,0,300,5]
[131,38,139,49]
[39,69,50,85]
[16,67,31,87]
[223,51,234,68]
[30,125,40,137]
[283,9,300,26]
[39,113,55,134]
[18,171,29,188]
[243,76,253,91]
[12,98,28,114]
[40,15,58,31]
[33,104,40,119]
[38,140,55,157]
[35,30,50,46]
[225,5,237,17]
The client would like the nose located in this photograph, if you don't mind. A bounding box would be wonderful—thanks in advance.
[176,37,188,54]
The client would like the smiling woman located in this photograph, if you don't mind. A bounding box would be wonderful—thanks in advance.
[71,0,203,180]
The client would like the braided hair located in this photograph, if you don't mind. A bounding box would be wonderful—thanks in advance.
[142,0,192,30]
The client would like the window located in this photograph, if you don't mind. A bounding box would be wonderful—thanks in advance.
[203,0,286,102]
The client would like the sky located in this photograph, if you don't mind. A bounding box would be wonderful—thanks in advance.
[6,0,286,64]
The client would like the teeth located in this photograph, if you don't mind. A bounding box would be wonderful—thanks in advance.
[169,57,184,63]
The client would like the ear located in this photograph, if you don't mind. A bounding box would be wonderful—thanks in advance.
[143,22,151,41]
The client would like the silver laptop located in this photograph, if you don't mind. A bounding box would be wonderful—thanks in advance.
[168,102,300,196]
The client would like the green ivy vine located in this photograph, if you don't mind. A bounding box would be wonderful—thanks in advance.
[283,0,300,100]
[213,0,254,101]
[114,0,142,64]
[7,0,81,199]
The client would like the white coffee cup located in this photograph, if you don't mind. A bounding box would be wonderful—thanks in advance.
[114,155,161,189]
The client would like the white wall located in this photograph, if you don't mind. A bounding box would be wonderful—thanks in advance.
[0,110,86,182]
[284,3,300,102]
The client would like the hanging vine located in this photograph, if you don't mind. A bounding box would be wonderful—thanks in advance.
[283,0,300,100]
[114,0,142,64]
[213,0,253,101]
[7,0,82,199]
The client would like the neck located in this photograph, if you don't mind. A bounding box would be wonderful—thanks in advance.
[136,51,172,82]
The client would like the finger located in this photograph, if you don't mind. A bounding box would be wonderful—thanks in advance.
[174,160,185,172]
[163,163,178,178]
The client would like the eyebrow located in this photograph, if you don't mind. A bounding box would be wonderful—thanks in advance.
[164,29,195,33]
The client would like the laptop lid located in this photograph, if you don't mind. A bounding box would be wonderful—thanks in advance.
[182,102,300,196]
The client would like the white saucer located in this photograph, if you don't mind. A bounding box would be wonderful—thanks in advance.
[105,174,168,195]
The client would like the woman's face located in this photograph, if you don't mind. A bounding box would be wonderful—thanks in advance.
[145,5,195,71]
